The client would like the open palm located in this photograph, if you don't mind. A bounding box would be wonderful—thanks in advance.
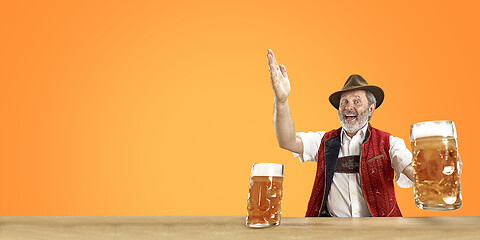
[267,49,290,103]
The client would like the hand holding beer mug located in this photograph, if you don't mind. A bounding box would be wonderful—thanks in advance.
[246,163,284,228]
[410,120,462,210]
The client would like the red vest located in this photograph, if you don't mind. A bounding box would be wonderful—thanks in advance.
[305,125,402,217]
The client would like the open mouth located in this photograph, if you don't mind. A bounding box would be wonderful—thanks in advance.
[344,115,357,121]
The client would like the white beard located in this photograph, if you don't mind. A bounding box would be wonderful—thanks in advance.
[338,109,369,134]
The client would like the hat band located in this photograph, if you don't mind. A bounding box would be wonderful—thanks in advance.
[340,85,366,91]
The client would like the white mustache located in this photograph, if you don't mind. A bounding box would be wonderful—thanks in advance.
[343,110,358,117]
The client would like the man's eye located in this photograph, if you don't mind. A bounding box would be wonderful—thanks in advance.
[354,100,360,104]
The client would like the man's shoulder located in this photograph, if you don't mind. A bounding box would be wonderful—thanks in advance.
[369,125,392,137]
[324,127,342,139]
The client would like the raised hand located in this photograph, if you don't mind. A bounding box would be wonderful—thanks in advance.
[267,49,290,103]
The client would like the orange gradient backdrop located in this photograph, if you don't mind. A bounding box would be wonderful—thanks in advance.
[1,1,479,217]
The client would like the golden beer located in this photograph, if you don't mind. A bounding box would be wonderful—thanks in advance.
[246,163,284,228]
[410,121,462,211]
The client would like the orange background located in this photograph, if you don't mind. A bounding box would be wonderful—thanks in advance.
[1,0,478,217]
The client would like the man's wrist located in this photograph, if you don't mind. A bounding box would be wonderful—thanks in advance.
[274,98,288,106]
[274,98,290,114]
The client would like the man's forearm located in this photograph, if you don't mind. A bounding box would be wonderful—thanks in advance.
[273,99,302,153]
[402,164,414,182]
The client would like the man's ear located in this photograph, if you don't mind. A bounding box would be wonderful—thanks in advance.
[369,104,375,116]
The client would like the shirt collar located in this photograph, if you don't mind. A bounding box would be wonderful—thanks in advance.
[341,122,369,143]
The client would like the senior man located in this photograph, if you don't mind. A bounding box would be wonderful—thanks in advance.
[267,49,414,217]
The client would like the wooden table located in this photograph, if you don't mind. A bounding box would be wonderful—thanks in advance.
[1,216,479,240]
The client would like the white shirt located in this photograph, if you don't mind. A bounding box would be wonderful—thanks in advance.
[293,123,413,217]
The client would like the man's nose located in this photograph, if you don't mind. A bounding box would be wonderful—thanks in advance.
[345,102,355,110]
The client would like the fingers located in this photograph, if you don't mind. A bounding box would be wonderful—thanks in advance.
[279,65,288,78]
[267,49,280,71]
[267,49,282,80]
[269,49,278,65]
[267,59,278,80]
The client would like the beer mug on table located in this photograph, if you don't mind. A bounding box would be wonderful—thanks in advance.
[410,120,462,211]
[246,163,284,228]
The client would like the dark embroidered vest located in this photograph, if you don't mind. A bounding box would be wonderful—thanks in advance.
[305,125,402,217]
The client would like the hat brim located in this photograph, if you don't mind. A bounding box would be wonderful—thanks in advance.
[329,86,384,110]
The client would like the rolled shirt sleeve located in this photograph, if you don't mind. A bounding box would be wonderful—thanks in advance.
[293,131,325,163]
[389,136,414,188]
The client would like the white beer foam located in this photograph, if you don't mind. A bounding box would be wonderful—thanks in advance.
[251,163,284,177]
[411,120,456,140]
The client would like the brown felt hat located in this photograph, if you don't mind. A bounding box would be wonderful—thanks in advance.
[329,74,384,109]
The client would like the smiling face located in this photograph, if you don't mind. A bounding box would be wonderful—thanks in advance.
[337,90,375,135]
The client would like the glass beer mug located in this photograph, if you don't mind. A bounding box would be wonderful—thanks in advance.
[246,163,284,228]
[410,120,462,211]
